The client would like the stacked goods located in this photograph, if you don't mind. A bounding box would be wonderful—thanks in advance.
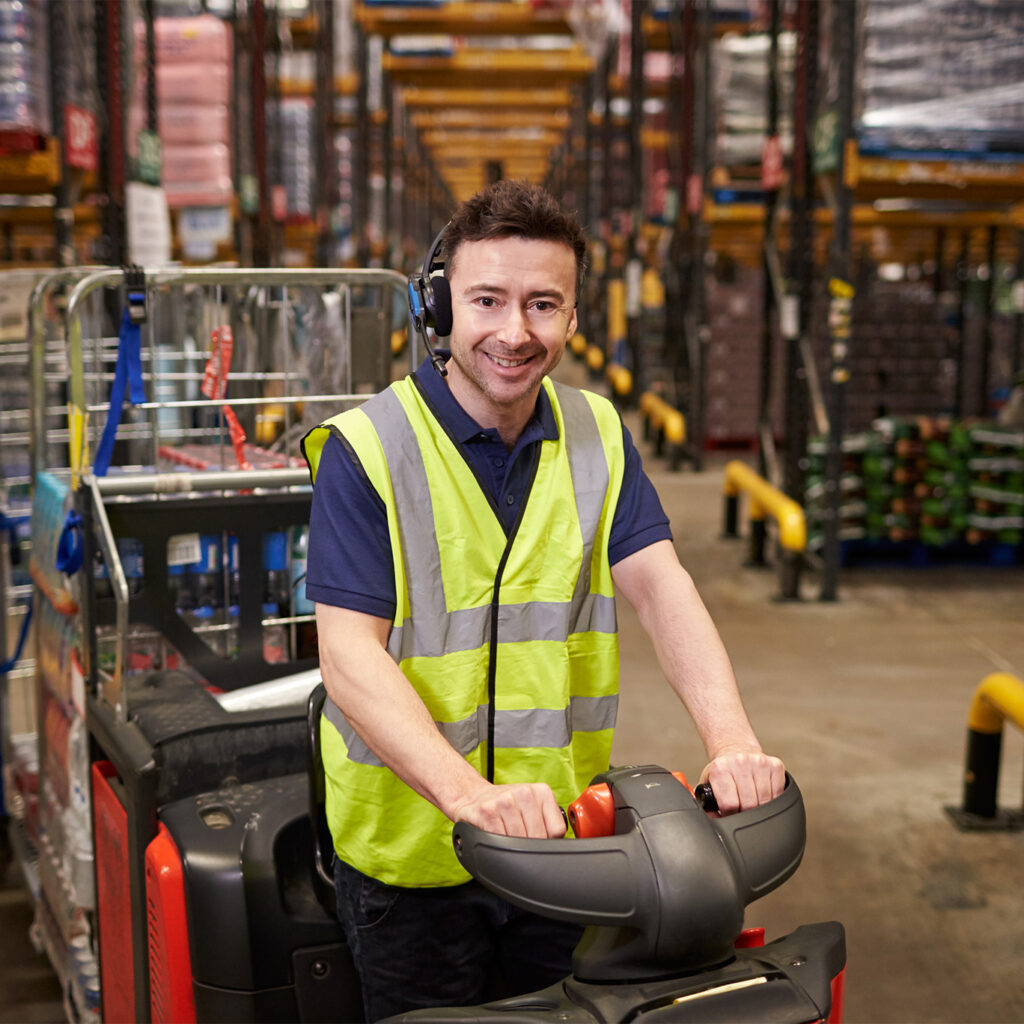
[859,0,1024,156]
[705,262,775,446]
[870,416,969,546]
[279,96,315,220]
[0,0,49,139]
[917,421,971,547]
[805,416,1023,563]
[713,31,795,172]
[130,14,232,208]
[963,424,1024,546]
[810,271,956,435]
[804,432,873,553]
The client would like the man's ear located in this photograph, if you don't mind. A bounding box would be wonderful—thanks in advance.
[566,307,578,340]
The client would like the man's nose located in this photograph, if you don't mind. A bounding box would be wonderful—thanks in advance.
[496,304,531,344]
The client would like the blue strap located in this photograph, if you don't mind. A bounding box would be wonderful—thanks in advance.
[56,509,84,576]
[93,298,148,477]
[0,510,19,565]
[0,593,32,675]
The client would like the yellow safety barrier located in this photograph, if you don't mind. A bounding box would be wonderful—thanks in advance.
[605,362,632,397]
[721,461,805,600]
[585,344,605,373]
[569,332,587,357]
[639,391,686,446]
[947,672,1024,829]
[722,461,806,553]
[607,278,627,343]
[641,266,665,310]
[391,327,408,356]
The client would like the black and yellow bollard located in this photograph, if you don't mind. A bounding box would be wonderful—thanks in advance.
[946,673,1024,831]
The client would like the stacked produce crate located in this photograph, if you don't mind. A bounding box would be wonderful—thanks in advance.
[804,432,873,551]
[963,424,1024,548]
[806,416,1022,564]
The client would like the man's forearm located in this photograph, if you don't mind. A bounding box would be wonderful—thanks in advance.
[316,606,490,819]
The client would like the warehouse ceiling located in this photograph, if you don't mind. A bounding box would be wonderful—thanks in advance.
[355,1,599,200]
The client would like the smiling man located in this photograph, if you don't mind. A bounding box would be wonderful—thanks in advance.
[301,180,784,1019]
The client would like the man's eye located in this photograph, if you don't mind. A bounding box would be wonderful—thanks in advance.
[478,296,498,308]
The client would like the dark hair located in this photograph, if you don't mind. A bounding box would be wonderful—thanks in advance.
[443,180,589,301]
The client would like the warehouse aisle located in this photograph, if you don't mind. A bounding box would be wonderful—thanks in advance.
[1,368,1022,1023]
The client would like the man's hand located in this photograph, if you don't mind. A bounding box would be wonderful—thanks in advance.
[699,749,786,815]
[449,782,567,838]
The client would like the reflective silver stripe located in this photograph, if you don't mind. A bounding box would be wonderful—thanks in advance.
[324,693,619,768]
[552,382,616,637]
[362,387,450,655]
[365,381,616,662]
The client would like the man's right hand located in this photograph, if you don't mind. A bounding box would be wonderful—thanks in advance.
[449,782,566,839]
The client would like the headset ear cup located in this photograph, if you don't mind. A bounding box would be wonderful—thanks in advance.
[430,275,453,337]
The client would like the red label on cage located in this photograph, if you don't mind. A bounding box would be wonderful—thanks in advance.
[64,104,98,171]
[201,325,234,400]
[761,135,785,190]
[686,174,703,215]
[271,184,288,222]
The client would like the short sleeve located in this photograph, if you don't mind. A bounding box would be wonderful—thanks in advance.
[607,422,673,565]
[305,432,397,619]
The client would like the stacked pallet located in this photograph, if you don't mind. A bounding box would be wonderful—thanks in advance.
[805,416,1022,564]
[963,424,1024,547]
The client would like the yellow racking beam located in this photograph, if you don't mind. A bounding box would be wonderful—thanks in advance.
[400,87,574,110]
[383,48,593,89]
[421,129,564,150]
[355,1,574,37]
[412,110,570,131]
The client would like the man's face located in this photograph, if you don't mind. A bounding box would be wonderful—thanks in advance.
[444,235,578,429]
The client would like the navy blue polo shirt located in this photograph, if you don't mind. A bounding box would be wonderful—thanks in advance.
[306,355,671,619]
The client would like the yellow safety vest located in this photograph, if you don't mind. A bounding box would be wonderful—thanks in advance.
[302,375,625,886]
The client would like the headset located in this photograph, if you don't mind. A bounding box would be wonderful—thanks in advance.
[407,223,452,378]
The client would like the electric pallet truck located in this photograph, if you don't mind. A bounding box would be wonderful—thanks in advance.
[127,679,844,1024]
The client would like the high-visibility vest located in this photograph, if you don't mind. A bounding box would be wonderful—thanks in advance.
[302,375,625,887]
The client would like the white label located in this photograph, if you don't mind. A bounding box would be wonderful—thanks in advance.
[125,182,173,266]
[167,532,202,567]
[781,294,799,340]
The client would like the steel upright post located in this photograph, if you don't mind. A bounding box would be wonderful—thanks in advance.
[820,0,858,602]
[758,0,781,480]
[251,0,272,266]
[625,0,645,400]
[1014,229,1024,379]
[354,22,370,266]
[977,225,998,416]
[314,0,336,267]
[782,0,818,507]
[47,0,73,266]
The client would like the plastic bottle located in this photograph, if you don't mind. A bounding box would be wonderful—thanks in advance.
[290,525,314,615]
[261,531,290,662]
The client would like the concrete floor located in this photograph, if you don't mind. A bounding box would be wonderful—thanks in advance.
[611,455,1024,1024]
[2,394,1023,1022]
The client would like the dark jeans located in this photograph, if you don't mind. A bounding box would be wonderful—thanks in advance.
[333,858,584,1021]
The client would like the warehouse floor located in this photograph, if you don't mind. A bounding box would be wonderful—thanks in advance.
[1,366,1023,1023]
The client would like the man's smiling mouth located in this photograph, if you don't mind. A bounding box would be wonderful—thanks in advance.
[485,353,531,368]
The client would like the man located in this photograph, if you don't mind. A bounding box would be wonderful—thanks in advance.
[302,180,784,1019]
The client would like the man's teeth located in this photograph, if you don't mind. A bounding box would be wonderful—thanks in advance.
[489,354,528,368]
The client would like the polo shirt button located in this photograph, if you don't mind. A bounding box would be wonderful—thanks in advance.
[506,494,515,505]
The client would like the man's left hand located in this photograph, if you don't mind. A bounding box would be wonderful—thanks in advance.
[698,750,786,815]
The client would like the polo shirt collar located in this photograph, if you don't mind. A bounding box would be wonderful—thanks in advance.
[413,352,559,444]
